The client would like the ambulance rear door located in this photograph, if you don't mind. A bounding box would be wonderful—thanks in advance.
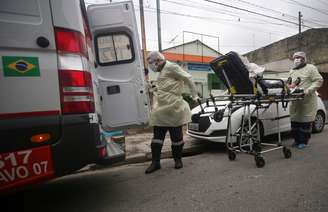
[87,1,150,130]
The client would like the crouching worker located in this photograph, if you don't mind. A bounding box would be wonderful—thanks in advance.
[288,51,323,149]
[145,51,198,174]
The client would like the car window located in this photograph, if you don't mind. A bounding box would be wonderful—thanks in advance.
[96,32,134,65]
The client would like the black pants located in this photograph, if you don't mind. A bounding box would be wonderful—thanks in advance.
[153,126,183,144]
[291,122,312,145]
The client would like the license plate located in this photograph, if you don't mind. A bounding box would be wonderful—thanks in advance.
[188,123,199,131]
[0,145,54,191]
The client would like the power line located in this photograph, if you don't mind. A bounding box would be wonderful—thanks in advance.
[138,6,295,36]
[184,0,326,27]
[162,0,242,22]
[162,0,300,27]
[203,0,313,28]
[230,0,327,27]
[164,0,254,20]
[317,0,328,7]
[179,0,297,25]
[136,3,298,52]
[281,0,328,16]
[183,0,326,27]
[232,0,295,18]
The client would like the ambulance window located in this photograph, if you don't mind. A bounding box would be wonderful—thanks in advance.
[96,32,134,65]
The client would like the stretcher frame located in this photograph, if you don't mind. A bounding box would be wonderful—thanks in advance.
[197,74,304,168]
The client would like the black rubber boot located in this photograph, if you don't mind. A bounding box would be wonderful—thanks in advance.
[145,143,162,174]
[172,143,184,169]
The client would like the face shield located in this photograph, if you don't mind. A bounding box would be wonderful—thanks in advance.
[148,62,159,72]
[293,58,303,67]
[147,58,160,72]
[292,52,306,68]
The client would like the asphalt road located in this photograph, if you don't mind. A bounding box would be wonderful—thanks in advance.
[2,129,328,212]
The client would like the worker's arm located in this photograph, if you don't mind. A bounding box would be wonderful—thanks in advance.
[170,64,198,99]
[306,65,323,95]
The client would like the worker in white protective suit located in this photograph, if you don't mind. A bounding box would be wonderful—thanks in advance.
[145,51,198,174]
[288,51,323,149]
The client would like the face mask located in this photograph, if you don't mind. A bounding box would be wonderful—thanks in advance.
[294,58,302,67]
[148,63,159,72]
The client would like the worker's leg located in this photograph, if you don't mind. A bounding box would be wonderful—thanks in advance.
[145,126,167,174]
[299,122,312,145]
[291,122,301,146]
[169,126,184,169]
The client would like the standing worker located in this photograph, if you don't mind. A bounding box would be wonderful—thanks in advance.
[288,51,323,149]
[145,51,198,174]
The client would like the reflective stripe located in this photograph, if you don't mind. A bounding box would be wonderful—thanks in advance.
[172,140,184,146]
[151,139,164,144]
[63,86,92,93]
[58,54,89,71]
[63,95,94,102]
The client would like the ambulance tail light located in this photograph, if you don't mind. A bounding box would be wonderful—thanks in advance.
[55,27,95,114]
[55,27,88,58]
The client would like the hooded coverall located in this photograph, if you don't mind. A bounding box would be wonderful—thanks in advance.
[149,61,197,168]
[289,63,323,145]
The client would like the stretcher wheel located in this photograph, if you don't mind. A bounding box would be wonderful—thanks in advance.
[255,156,265,168]
[283,147,292,159]
[228,150,236,161]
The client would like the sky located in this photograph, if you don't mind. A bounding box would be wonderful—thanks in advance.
[86,0,328,54]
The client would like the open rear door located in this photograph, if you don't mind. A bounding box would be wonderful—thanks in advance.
[87,1,150,130]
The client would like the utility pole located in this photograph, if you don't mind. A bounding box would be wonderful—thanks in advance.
[139,0,147,69]
[156,0,162,51]
[298,11,303,49]
[298,11,302,35]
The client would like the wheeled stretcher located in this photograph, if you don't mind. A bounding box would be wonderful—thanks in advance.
[198,52,304,167]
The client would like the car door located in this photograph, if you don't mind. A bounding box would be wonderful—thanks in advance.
[87,1,150,130]
[260,101,290,135]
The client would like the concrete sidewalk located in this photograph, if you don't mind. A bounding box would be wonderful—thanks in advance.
[78,127,208,173]
[121,127,207,165]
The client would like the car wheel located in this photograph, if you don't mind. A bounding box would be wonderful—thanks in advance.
[312,111,325,133]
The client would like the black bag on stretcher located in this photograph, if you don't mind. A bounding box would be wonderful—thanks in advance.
[209,51,255,95]
[209,51,292,96]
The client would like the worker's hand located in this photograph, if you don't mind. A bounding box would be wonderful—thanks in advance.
[192,96,201,103]
[287,83,296,89]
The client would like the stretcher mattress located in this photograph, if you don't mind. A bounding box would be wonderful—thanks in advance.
[210,51,254,95]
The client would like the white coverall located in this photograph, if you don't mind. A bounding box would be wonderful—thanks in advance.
[150,61,198,127]
[289,64,323,122]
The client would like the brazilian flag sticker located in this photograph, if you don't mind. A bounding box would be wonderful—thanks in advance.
[2,56,40,77]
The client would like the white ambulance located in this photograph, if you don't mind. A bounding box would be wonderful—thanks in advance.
[0,0,150,192]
